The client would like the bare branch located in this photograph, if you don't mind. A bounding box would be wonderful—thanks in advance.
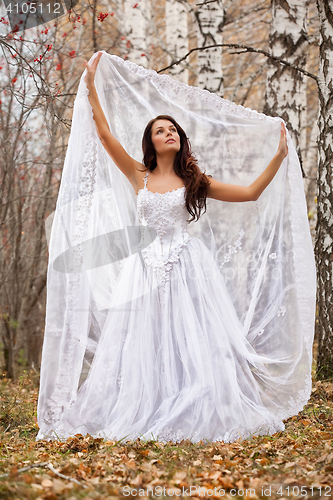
[157,43,318,84]
[47,462,88,488]
[196,0,219,5]
[0,462,88,488]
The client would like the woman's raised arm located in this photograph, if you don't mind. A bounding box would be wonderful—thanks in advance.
[207,123,288,202]
[83,52,142,186]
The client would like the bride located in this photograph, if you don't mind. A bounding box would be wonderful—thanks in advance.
[37,51,315,443]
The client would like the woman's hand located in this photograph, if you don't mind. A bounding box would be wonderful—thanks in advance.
[84,51,103,88]
[207,122,289,202]
[278,122,288,159]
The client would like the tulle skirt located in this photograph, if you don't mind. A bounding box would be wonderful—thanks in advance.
[45,236,295,443]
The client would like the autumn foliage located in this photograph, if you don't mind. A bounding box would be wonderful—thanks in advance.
[0,373,332,499]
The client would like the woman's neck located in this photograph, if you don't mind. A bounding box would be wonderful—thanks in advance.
[154,154,176,177]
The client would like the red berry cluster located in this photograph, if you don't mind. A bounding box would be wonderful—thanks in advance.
[97,12,109,22]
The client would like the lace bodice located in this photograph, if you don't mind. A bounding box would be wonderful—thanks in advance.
[137,171,191,287]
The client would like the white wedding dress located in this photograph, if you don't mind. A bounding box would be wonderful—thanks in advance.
[37,52,316,443]
[52,171,292,443]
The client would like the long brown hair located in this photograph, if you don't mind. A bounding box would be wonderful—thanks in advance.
[141,115,211,222]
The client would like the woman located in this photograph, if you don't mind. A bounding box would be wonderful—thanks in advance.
[37,51,315,443]
[84,53,288,210]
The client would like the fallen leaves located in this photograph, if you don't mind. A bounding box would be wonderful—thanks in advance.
[0,377,333,499]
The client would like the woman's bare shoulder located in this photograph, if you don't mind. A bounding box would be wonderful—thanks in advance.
[133,163,149,192]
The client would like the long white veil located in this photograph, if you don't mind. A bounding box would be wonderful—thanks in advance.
[37,51,316,439]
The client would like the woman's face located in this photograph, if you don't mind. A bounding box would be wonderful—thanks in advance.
[151,119,181,156]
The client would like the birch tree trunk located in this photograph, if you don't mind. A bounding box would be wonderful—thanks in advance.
[123,0,150,67]
[264,0,309,168]
[315,0,333,379]
[165,0,189,83]
[196,0,224,96]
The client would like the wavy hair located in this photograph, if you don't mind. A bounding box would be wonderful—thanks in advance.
[141,115,211,222]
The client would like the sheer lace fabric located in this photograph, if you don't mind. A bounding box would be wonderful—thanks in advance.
[37,52,316,443]
[137,172,191,290]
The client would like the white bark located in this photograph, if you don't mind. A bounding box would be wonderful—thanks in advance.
[196,0,224,96]
[264,0,309,166]
[123,0,150,67]
[165,0,189,83]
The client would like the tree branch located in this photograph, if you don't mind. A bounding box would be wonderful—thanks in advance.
[0,462,88,488]
[157,43,318,84]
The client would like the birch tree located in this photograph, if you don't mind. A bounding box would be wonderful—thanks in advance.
[122,0,151,67]
[196,0,224,96]
[165,0,189,83]
[264,0,310,168]
[315,0,333,379]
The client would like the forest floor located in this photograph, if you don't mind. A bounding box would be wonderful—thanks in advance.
[0,370,332,500]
